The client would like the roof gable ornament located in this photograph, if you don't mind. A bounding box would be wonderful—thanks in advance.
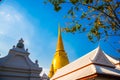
[10,38,29,55]
[92,46,115,68]
[17,38,24,49]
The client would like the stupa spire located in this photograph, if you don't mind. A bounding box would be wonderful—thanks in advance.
[56,24,64,51]
[48,24,69,78]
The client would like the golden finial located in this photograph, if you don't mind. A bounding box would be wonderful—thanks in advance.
[48,24,69,78]
[56,24,64,51]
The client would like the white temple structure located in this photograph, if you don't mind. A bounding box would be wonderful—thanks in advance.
[51,46,120,80]
[0,38,44,80]
[41,73,50,80]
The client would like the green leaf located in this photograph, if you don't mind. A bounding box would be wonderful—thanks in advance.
[89,0,93,3]
[76,24,81,30]
[84,0,93,4]
[54,5,61,12]
[71,26,76,32]
[104,30,108,36]
[80,12,86,18]
[118,12,120,14]
[88,33,93,41]
[97,5,104,10]
[82,28,86,32]
[71,11,74,16]
[75,6,79,11]
[70,0,79,4]
[68,7,73,14]
[104,0,112,2]
[87,17,91,20]
[64,28,70,32]
[59,0,65,3]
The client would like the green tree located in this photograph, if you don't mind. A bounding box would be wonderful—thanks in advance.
[45,0,120,41]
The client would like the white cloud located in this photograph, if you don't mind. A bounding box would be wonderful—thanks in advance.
[0,2,35,57]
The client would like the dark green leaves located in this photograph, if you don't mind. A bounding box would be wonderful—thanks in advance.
[46,0,120,44]
[84,0,93,4]
[48,0,65,12]
[104,0,112,2]
[96,5,104,10]
[54,4,61,11]
[81,12,86,18]
[68,7,74,16]
[70,0,79,4]
[88,33,93,41]
[63,24,82,33]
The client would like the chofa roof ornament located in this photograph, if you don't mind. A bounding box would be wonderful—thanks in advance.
[17,38,24,48]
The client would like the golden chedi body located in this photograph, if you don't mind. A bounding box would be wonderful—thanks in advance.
[48,25,69,78]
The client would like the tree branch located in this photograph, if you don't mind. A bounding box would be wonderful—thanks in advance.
[108,2,120,25]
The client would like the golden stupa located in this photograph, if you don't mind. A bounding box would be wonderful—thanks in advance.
[48,25,69,78]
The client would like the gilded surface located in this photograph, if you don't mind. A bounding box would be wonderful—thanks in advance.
[48,26,69,78]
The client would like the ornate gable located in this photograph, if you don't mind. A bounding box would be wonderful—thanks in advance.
[92,46,115,68]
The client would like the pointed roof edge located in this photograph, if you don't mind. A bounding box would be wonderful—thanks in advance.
[92,46,115,68]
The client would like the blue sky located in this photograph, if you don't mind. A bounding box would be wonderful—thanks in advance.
[0,0,120,74]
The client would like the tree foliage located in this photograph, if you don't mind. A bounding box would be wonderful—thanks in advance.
[45,0,120,43]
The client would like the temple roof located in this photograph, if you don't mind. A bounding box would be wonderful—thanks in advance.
[0,39,42,71]
[42,73,49,79]
[51,46,120,80]
[105,53,119,65]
